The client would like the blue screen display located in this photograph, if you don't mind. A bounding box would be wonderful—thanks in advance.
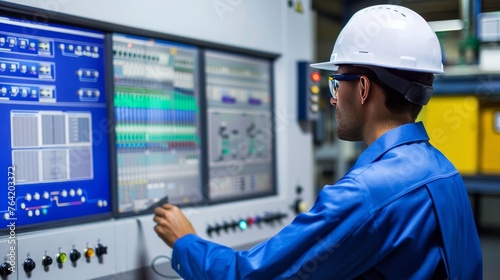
[0,15,111,229]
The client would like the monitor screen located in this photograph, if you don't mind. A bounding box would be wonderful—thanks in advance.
[112,33,203,215]
[205,50,275,201]
[0,14,111,229]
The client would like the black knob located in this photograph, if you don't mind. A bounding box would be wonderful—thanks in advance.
[213,223,223,234]
[70,249,81,262]
[0,262,13,276]
[42,255,53,267]
[222,221,231,232]
[206,225,214,237]
[23,258,36,273]
[95,244,108,257]
[277,212,288,221]
[263,213,273,223]
[230,220,239,230]
[296,185,303,195]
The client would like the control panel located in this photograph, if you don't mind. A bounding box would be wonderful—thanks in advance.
[297,61,321,122]
[0,0,315,279]
[14,223,114,280]
[205,211,288,237]
[1,238,16,279]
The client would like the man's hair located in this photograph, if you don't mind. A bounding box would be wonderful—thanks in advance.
[356,67,434,121]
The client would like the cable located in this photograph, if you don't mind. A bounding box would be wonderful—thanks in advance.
[151,255,182,279]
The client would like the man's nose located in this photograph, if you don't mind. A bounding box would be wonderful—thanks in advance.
[330,97,337,106]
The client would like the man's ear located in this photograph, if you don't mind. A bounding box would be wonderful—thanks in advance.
[359,75,370,105]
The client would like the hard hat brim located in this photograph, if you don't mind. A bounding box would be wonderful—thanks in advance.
[310,61,444,74]
[310,62,338,71]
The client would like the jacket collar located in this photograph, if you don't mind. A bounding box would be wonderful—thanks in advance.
[351,122,430,170]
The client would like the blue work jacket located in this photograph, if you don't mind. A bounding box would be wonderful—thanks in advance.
[171,122,482,279]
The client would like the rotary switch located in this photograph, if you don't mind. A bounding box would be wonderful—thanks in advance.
[23,258,36,273]
[70,249,81,262]
[0,262,12,277]
[95,243,108,257]
[42,255,53,267]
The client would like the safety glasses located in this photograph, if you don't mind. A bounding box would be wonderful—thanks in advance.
[328,74,362,99]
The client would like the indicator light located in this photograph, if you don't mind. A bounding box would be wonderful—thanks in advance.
[85,248,95,258]
[310,85,320,94]
[246,217,255,226]
[57,253,67,263]
[310,71,321,82]
[298,62,320,121]
[238,219,248,230]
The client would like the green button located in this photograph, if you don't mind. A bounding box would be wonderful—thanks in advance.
[57,253,67,263]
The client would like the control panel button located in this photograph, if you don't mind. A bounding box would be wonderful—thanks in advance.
[95,243,108,257]
[85,247,95,258]
[310,85,320,94]
[57,252,67,263]
[23,258,36,272]
[230,220,239,230]
[206,225,215,237]
[42,255,53,267]
[246,217,255,226]
[294,199,308,214]
[238,219,248,230]
[0,262,13,276]
[70,249,81,262]
[222,221,231,232]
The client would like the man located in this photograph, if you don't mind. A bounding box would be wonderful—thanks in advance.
[154,4,483,279]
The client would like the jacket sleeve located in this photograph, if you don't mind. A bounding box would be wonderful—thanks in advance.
[171,179,378,280]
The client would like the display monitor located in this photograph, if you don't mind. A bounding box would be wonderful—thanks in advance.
[0,14,111,230]
[112,33,203,215]
[205,50,275,201]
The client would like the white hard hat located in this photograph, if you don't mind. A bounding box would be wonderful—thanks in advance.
[311,4,444,74]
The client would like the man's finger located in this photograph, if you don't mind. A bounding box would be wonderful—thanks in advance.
[153,214,165,224]
[161,203,175,210]
[154,205,168,216]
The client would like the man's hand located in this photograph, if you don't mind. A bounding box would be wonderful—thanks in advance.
[153,204,196,248]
